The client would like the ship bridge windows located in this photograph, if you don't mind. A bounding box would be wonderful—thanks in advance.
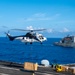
[61,37,73,43]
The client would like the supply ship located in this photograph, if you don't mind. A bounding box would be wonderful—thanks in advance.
[54,35,75,47]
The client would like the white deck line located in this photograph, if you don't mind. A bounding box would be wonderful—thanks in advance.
[0,73,9,75]
[0,66,20,71]
[35,71,65,75]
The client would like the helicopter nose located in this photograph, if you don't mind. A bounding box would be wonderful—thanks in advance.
[44,37,47,41]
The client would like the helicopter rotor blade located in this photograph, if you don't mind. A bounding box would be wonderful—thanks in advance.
[11,29,28,31]
[11,29,46,32]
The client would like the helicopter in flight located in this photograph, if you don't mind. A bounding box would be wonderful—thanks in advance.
[5,29,47,44]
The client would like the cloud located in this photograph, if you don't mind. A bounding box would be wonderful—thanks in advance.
[55,20,75,24]
[47,29,53,33]
[26,26,45,30]
[60,28,70,32]
[25,13,52,21]
[52,14,60,19]
[25,26,47,33]
[1,26,8,28]
[32,13,46,17]
[63,28,69,32]
[46,27,70,33]
[17,13,60,22]
[26,26,33,30]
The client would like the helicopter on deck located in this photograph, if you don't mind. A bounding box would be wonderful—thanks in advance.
[5,29,47,44]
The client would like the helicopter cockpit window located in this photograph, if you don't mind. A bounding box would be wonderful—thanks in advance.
[39,35,44,39]
[33,33,36,36]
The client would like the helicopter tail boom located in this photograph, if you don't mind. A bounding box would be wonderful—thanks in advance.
[5,32,15,41]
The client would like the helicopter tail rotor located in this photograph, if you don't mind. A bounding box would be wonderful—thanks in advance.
[5,31,15,41]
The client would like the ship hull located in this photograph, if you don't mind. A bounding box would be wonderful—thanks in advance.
[54,42,75,47]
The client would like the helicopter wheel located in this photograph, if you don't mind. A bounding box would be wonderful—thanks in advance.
[40,42,42,44]
[30,42,32,44]
[25,43,27,45]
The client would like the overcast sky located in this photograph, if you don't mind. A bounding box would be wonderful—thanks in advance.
[0,0,75,37]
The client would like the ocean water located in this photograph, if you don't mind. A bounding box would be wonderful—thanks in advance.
[0,37,75,64]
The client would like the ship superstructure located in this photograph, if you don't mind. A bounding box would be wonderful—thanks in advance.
[54,35,75,47]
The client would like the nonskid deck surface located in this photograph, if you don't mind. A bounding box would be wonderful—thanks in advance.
[0,60,73,75]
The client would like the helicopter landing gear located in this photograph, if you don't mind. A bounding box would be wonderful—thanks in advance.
[40,42,42,44]
[30,42,32,44]
[25,42,27,45]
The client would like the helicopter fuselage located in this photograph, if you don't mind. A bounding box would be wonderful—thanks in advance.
[6,31,47,44]
[15,33,47,43]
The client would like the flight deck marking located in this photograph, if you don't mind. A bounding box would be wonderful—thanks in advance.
[0,73,9,75]
[35,72,66,75]
[0,66,20,71]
